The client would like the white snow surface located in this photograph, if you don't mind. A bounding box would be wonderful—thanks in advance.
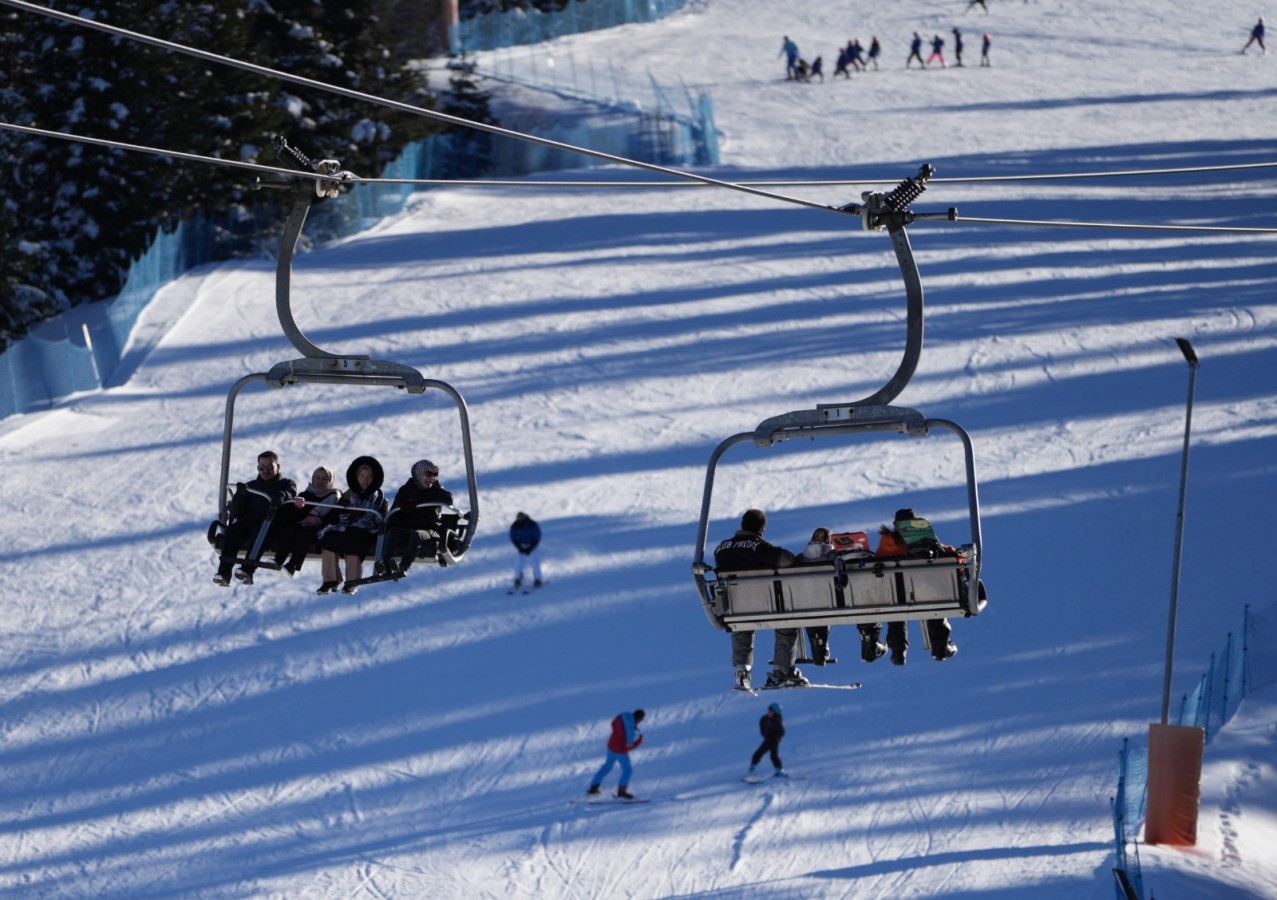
[2,1,1277,897]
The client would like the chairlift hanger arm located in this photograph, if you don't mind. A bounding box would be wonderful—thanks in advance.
[270,137,365,362]
[835,164,956,408]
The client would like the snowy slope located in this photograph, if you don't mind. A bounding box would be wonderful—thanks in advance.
[1,1,1275,897]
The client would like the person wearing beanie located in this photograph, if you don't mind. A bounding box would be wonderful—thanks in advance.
[748,702,788,779]
[509,511,544,590]
[382,459,454,576]
[713,508,807,691]
[872,508,959,665]
[587,709,646,800]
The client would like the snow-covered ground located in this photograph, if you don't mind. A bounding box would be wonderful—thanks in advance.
[1,0,1275,897]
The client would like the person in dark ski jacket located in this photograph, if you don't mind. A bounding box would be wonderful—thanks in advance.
[927,34,947,68]
[587,709,646,799]
[383,459,454,576]
[749,702,787,777]
[1242,18,1265,54]
[270,465,341,577]
[509,511,543,589]
[714,508,807,690]
[215,449,298,587]
[906,32,925,68]
[317,455,388,594]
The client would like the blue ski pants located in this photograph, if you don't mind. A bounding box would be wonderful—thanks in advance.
[591,751,632,788]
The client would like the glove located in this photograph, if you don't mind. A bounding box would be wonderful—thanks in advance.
[269,494,284,509]
[235,482,247,494]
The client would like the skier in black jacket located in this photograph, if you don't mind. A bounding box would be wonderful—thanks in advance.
[749,702,788,778]
[714,508,807,691]
[215,450,297,586]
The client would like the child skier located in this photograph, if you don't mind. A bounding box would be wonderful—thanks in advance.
[748,703,788,778]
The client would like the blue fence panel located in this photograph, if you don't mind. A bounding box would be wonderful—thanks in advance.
[458,0,692,54]
[1113,602,1271,896]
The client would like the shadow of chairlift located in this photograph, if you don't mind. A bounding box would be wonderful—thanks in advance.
[206,139,479,584]
[692,165,985,648]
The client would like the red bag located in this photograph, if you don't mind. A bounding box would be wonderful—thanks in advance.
[829,531,871,555]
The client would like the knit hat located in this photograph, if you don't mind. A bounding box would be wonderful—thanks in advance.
[768,703,782,714]
[633,709,646,723]
[411,459,439,480]
[894,508,917,521]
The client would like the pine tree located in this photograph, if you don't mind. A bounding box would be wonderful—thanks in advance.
[0,0,442,349]
[440,51,497,179]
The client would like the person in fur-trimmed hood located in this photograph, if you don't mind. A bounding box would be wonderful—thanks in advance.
[316,455,387,595]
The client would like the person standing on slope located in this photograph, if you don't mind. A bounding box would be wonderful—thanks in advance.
[906,32,925,68]
[509,511,544,590]
[1242,18,1265,54]
[748,702,788,778]
[927,33,947,68]
[587,709,646,799]
[779,35,800,79]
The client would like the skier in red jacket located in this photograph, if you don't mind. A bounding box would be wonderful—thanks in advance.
[586,709,645,799]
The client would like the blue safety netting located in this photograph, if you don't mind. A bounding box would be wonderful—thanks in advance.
[1110,602,1273,898]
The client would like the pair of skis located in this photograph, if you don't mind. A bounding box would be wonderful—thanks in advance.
[733,682,861,696]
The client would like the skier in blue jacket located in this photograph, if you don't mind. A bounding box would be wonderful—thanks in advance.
[587,709,646,799]
[509,511,543,589]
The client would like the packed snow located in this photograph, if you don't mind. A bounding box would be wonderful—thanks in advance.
[1,0,1275,897]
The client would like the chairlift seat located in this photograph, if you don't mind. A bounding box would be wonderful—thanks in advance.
[207,503,470,571]
[706,548,984,632]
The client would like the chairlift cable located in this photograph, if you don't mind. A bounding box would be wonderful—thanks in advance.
[0,0,837,215]
[0,120,350,185]
[357,158,1277,188]
[951,215,1277,235]
[6,120,1271,236]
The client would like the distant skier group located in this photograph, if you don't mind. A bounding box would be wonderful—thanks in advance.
[781,28,990,82]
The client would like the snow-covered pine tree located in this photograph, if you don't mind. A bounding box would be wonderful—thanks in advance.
[0,0,440,350]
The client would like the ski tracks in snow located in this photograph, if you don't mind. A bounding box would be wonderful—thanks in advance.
[729,788,777,871]
[1219,759,1263,866]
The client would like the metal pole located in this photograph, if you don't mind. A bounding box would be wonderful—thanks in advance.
[1160,337,1199,723]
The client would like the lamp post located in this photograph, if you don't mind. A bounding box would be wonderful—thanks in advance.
[1160,337,1199,724]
